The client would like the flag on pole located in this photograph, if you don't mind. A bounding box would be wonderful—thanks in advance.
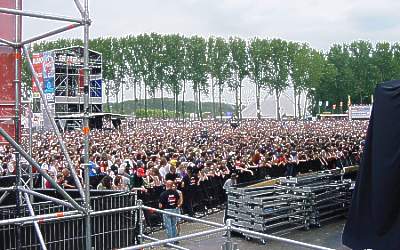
[325,101,329,107]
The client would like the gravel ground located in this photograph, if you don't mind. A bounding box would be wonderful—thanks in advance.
[143,211,350,250]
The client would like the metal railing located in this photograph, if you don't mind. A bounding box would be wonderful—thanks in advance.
[119,200,335,250]
[0,191,137,250]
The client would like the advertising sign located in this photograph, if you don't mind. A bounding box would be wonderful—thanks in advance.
[0,0,19,143]
[32,53,44,94]
[350,105,372,120]
[42,51,55,97]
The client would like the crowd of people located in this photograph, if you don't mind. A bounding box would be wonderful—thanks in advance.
[0,118,368,240]
[1,119,367,189]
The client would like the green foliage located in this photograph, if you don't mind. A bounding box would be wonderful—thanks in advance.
[134,108,182,118]
[24,34,400,119]
[111,98,234,115]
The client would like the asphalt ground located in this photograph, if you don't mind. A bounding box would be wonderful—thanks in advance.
[143,211,350,250]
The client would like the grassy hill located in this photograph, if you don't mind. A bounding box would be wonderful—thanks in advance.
[105,98,235,115]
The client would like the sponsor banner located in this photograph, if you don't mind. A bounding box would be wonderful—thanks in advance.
[0,0,22,143]
[350,105,372,119]
[42,51,55,96]
[32,51,55,103]
[32,53,44,94]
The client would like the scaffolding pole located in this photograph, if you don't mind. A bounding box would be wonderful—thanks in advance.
[141,235,189,250]
[18,187,76,209]
[23,192,47,250]
[0,7,83,23]
[0,128,85,213]
[0,37,18,47]
[120,227,227,250]
[20,23,83,45]
[0,191,10,205]
[14,1,22,247]
[0,210,81,226]
[82,0,92,249]
[23,45,86,201]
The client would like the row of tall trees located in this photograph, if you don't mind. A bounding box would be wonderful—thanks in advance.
[27,35,400,119]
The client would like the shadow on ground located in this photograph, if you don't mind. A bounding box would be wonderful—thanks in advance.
[144,211,351,250]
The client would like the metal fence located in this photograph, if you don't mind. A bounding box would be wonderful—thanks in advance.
[0,191,137,250]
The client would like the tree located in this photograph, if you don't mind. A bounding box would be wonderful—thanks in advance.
[207,37,217,118]
[122,35,143,114]
[93,37,116,112]
[187,36,208,120]
[373,42,395,83]
[248,38,269,119]
[326,44,354,110]
[213,37,231,119]
[136,34,156,117]
[228,37,248,119]
[349,41,374,104]
[264,39,289,120]
[164,34,185,118]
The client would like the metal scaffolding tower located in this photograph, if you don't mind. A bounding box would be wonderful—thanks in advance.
[0,1,92,249]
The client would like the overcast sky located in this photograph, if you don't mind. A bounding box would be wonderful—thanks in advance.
[20,0,400,105]
[22,0,400,51]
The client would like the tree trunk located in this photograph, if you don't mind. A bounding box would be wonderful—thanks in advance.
[293,87,297,119]
[211,78,215,118]
[175,92,179,119]
[276,89,281,121]
[106,87,110,112]
[239,80,243,120]
[297,93,302,119]
[161,84,165,119]
[144,82,148,118]
[219,84,223,120]
[198,85,203,120]
[303,95,308,119]
[121,80,124,114]
[256,83,261,119]
[235,87,239,119]
[194,87,198,120]
[182,79,186,121]
[133,79,137,114]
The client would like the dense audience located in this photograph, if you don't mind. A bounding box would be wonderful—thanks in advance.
[0,119,368,191]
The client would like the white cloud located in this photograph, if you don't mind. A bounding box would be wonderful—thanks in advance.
[20,0,400,50]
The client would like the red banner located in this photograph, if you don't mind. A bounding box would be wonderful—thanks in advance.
[0,0,21,144]
[32,53,44,95]
[0,0,16,41]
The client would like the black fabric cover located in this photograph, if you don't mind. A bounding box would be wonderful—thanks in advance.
[343,80,400,250]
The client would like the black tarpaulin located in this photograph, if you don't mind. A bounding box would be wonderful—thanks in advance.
[343,80,400,250]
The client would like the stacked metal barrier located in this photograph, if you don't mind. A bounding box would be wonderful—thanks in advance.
[279,169,352,227]
[226,169,353,242]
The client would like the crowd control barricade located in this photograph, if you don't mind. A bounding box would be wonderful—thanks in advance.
[0,190,138,250]
[139,175,228,233]
[120,203,335,250]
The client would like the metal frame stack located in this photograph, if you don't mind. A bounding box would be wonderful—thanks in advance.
[226,169,353,243]
[280,170,352,227]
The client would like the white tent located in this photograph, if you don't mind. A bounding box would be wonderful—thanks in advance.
[242,88,308,119]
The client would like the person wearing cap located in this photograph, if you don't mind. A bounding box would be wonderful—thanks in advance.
[129,167,146,191]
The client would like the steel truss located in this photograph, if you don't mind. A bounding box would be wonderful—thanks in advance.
[0,1,92,249]
[0,2,340,250]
